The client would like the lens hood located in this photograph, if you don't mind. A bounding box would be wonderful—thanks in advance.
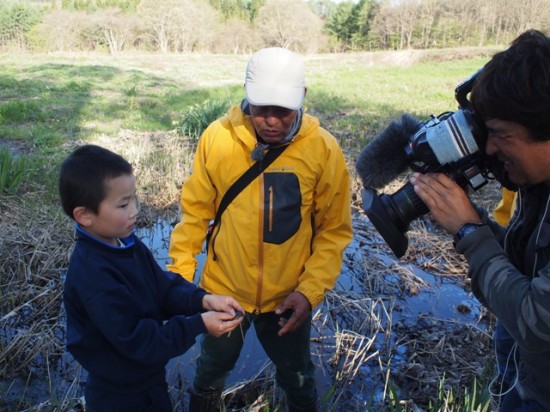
[361,187,409,258]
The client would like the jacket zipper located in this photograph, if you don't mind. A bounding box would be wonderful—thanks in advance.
[256,175,265,311]
[268,185,274,232]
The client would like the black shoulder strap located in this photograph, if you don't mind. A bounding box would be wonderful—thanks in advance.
[206,144,288,244]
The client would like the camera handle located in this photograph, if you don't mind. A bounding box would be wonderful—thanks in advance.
[455,68,483,109]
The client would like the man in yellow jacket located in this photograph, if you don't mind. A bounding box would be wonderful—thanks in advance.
[168,47,353,411]
[493,187,517,226]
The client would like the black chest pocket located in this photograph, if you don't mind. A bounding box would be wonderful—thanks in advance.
[263,172,302,244]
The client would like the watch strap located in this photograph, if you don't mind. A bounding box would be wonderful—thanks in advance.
[454,222,485,244]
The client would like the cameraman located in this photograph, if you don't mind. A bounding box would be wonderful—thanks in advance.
[411,29,550,411]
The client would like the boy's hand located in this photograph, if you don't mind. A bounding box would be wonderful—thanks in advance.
[202,294,244,315]
[201,311,243,337]
[201,294,245,337]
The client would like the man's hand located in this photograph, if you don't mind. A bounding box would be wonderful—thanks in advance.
[410,172,481,234]
[275,291,311,336]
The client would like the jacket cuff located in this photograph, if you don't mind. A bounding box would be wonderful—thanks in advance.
[187,312,208,336]
[192,288,208,312]
[456,226,502,261]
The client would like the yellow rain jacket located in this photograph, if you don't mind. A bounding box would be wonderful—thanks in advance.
[168,105,353,313]
[493,187,517,226]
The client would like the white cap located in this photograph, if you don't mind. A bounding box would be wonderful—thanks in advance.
[245,47,305,110]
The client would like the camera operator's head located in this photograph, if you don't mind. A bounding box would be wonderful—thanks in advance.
[470,29,550,187]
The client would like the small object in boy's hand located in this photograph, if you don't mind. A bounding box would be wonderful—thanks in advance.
[232,311,245,320]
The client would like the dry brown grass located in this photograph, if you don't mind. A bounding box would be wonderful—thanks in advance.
[0,127,502,410]
[0,196,81,410]
[0,132,200,410]
[90,130,197,214]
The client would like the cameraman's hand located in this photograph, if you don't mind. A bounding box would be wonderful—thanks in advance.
[201,310,242,337]
[410,172,481,234]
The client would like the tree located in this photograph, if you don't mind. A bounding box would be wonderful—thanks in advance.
[173,0,219,52]
[325,1,355,47]
[34,9,87,51]
[138,0,219,53]
[323,0,376,51]
[61,0,140,11]
[212,16,260,54]
[0,2,41,51]
[208,0,265,22]
[92,8,138,55]
[308,0,337,20]
[137,0,179,52]
[247,0,265,22]
[415,0,439,48]
[350,0,378,50]
[393,0,418,49]
[369,0,400,49]
[256,0,325,52]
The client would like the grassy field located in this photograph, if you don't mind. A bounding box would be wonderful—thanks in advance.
[0,48,503,411]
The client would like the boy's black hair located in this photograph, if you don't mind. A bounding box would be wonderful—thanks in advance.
[471,29,550,141]
[59,145,133,219]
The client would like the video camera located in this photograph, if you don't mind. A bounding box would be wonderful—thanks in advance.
[357,70,501,258]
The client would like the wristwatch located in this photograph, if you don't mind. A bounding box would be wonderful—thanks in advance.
[454,222,485,244]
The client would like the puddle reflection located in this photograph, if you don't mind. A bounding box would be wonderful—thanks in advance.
[133,215,485,408]
[3,215,486,410]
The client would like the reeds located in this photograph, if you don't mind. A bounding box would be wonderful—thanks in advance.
[0,147,26,194]
[176,99,231,142]
[0,115,500,411]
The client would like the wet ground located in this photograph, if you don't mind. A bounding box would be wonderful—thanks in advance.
[2,213,492,411]
[136,214,491,410]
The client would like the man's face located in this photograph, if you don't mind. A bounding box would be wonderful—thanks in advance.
[249,104,298,144]
[485,118,550,186]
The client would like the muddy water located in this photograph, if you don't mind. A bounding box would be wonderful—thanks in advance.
[134,215,485,408]
[3,214,486,410]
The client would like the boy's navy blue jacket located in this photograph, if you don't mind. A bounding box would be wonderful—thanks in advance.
[64,226,208,393]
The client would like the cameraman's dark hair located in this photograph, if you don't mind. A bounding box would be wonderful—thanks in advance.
[471,29,550,141]
[59,145,133,220]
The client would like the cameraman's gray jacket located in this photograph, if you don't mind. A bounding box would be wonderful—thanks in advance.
[456,183,550,409]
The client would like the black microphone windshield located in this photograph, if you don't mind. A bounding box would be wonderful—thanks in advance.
[356,114,421,189]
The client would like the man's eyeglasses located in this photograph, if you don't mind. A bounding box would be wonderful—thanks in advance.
[249,105,294,118]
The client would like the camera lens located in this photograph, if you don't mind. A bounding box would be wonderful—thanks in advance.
[361,182,429,258]
[382,182,429,232]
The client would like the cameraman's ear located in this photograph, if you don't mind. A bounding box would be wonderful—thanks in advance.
[73,206,93,227]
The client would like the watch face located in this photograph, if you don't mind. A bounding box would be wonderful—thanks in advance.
[459,223,484,240]
[454,223,484,244]
[462,225,479,238]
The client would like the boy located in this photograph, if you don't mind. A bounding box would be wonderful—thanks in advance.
[59,144,243,412]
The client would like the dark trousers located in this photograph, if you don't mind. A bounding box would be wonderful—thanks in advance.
[494,321,519,391]
[500,387,547,412]
[84,379,173,412]
[194,311,317,408]
[493,321,546,411]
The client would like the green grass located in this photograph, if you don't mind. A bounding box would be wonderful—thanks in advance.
[0,53,492,160]
[0,148,26,194]
[0,56,244,161]
[307,56,490,149]
[0,50,497,212]
[176,99,232,141]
